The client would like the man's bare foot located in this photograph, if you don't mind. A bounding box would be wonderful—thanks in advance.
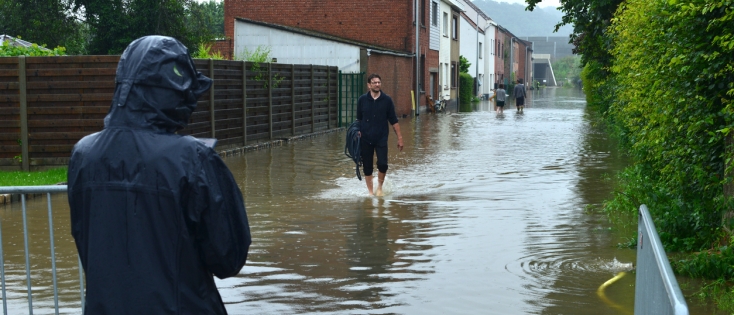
[375,188,383,196]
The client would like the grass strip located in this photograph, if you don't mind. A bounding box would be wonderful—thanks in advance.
[0,168,67,186]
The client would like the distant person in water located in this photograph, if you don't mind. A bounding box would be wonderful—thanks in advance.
[356,73,404,196]
[514,78,527,113]
[490,84,507,114]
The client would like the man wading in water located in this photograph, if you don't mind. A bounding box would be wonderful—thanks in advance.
[357,73,404,196]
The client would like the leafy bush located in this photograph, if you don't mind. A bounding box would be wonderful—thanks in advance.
[192,42,225,60]
[0,40,66,57]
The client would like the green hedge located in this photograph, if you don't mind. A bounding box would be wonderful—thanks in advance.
[459,73,473,110]
[599,0,734,260]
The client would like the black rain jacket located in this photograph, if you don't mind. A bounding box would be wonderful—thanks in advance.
[67,36,251,315]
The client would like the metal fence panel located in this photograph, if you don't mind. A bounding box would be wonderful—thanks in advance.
[0,185,80,315]
[635,204,689,315]
[338,72,364,127]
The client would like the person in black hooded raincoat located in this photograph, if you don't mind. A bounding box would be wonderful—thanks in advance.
[67,35,251,314]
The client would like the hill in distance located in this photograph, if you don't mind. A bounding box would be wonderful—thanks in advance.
[471,0,573,37]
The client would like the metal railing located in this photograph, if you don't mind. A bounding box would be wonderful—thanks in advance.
[0,185,83,315]
[635,204,689,315]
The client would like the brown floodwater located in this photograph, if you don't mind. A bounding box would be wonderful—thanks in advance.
[0,87,719,314]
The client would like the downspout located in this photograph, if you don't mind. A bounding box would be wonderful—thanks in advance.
[474,11,480,97]
[415,0,420,117]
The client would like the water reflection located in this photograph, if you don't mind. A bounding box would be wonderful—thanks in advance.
[1,87,655,314]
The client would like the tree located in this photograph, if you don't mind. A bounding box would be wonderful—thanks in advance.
[189,0,224,37]
[71,0,217,54]
[524,0,623,69]
[459,55,470,74]
[0,0,88,54]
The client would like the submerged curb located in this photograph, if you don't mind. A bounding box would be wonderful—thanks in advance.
[218,127,345,158]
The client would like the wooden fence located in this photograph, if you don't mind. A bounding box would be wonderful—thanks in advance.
[0,56,338,171]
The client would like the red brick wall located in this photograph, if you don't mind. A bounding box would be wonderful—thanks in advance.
[210,39,232,60]
[225,0,416,52]
[494,29,507,86]
[366,54,414,117]
[517,41,526,84]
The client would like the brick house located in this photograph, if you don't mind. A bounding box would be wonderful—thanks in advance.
[223,0,447,116]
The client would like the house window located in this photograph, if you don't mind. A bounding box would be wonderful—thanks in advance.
[452,15,458,39]
[451,62,457,88]
[443,12,448,36]
[432,1,438,27]
[479,42,482,58]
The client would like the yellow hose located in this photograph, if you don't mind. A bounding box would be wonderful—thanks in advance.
[596,271,633,315]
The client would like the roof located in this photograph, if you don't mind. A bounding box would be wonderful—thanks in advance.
[1,35,35,48]
[0,35,51,51]
[443,0,465,12]
[464,0,492,21]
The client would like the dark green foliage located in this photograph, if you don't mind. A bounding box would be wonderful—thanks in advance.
[189,0,224,37]
[0,0,88,54]
[71,0,217,54]
[551,55,581,87]
[525,0,623,67]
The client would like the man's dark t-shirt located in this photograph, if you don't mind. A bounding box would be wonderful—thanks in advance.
[356,92,399,146]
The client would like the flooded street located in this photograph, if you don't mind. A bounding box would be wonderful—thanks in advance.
[220,87,637,314]
[5,87,717,314]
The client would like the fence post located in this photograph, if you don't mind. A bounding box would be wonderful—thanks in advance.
[18,56,29,171]
[268,62,273,141]
[292,64,296,136]
[311,65,315,133]
[327,67,331,129]
[338,71,342,127]
[242,60,252,146]
[209,59,215,138]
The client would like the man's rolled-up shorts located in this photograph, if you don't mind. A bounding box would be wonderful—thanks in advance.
[360,141,388,176]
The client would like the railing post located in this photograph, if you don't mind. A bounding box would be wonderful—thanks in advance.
[19,56,29,171]
[242,60,252,146]
[338,71,342,127]
[311,65,315,133]
[0,215,7,315]
[327,67,331,129]
[21,195,33,314]
[291,64,296,135]
[209,58,216,138]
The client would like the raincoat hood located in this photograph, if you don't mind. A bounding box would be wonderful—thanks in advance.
[105,35,212,132]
